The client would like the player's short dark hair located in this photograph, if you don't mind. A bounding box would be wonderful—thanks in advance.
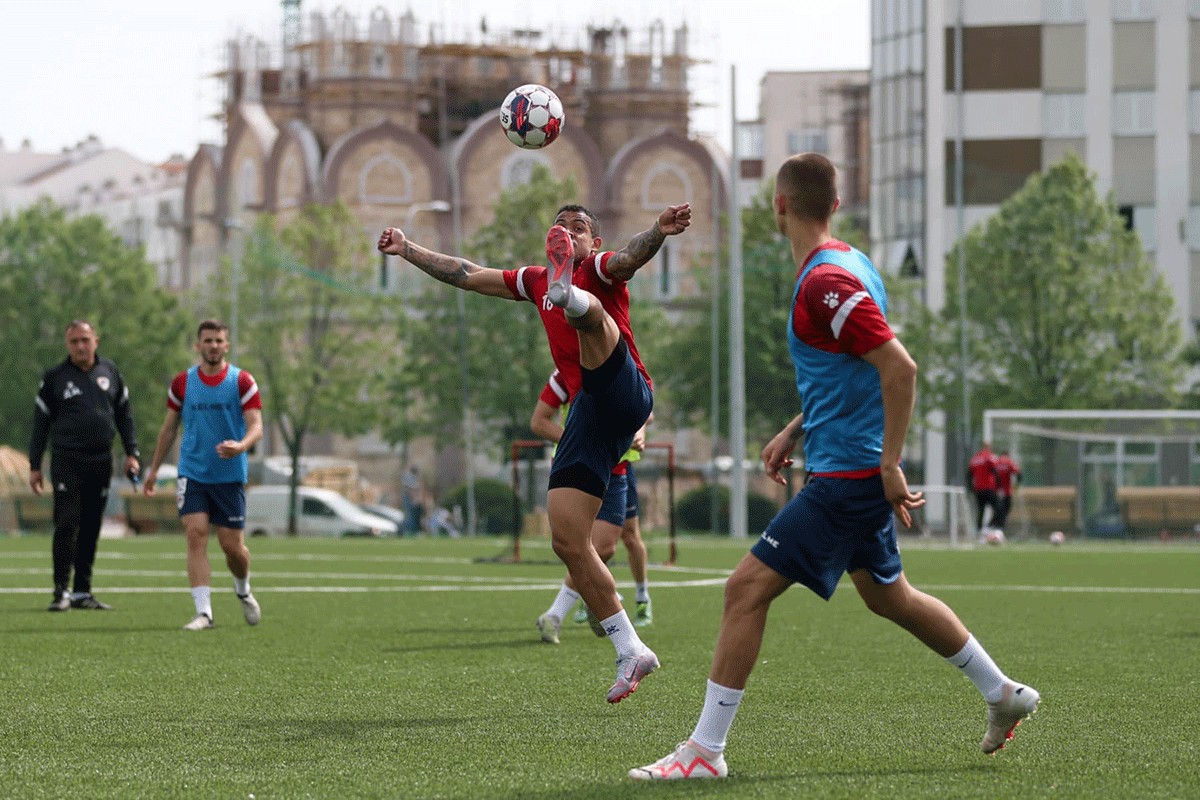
[555,204,601,237]
[65,319,95,334]
[776,153,838,222]
[197,319,228,338]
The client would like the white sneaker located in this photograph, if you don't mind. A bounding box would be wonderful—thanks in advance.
[183,613,213,631]
[545,225,575,307]
[536,612,561,644]
[606,648,660,703]
[629,740,728,780]
[239,593,261,626]
[981,681,1040,754]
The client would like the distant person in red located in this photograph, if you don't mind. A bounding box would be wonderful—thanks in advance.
[993,450,1021,530]
[967,442,999,531]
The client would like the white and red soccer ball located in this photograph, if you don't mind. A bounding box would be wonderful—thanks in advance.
[499,84,564,149]
[1049,530,1066,546]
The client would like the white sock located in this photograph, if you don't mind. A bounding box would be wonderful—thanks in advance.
[546,583,580,620]
[946,634,1008,702]
[234,576,250,597]
[191,585,212,619]
[601,608,646,658]
[690,680,744,754]
[635,582,649,603]
[564,290,590,317]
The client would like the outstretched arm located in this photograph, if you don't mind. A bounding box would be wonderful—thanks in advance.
[377,227,512,299]
[606,203,692,282]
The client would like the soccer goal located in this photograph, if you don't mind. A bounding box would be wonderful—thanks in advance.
[983,409,1200,540]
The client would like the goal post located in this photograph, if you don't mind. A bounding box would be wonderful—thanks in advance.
[982,409,1200,539]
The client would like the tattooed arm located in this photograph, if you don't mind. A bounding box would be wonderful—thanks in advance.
[377,227,512,299]
[605,203,692,282]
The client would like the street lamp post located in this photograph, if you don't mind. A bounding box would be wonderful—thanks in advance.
[221,216,245,359]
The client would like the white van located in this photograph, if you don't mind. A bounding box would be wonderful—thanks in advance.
[245,485,398,537]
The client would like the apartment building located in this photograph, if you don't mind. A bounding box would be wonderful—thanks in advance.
[872,0,1198,489]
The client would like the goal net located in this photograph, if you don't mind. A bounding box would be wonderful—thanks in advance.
[982,410,1200,540]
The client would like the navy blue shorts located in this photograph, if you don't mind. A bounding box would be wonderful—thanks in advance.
[750,474,902,600]
[176,477,246,530]
[549,338,653,499]
[596,473,628,527]
[624,466,639,520]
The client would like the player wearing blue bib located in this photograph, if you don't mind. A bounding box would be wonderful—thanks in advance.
[144,320,264,631]
[631,154,1040,781]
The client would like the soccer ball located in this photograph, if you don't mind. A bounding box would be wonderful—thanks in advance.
[983,528,1006,546]
[499,84,564,149]
[1049,530,1066,546]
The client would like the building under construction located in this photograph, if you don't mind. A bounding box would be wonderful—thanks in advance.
[182,4,727,300]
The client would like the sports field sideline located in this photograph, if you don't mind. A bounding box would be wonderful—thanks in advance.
[1,534,1197,799]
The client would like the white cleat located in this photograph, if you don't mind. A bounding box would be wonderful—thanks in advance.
[545,225,575,307]
[629,740,728,780]
[183,613,213,631]
[239,593,261,626]
[536,612,561,644]
[981,681,1040,754]
[606,648,660,703]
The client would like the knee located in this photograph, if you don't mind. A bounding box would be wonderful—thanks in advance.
[723,571,769,616]
[861,585,910,621]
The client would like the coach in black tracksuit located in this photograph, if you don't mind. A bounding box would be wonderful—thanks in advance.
[29,320,140,612]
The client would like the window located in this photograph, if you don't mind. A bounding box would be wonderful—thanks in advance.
[945,25,1042,91]
[1044,94,1086,137]
[501,152,552,188]
[656,242,676,299]
[302,498,336,517]
[944,139,1042,205]
[1113,0,1157,20]
[1113,91,1156,135]
[1044,0,1087,23]
[787,128,828,154]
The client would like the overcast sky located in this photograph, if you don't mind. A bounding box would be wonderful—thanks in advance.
[0,0,870,163]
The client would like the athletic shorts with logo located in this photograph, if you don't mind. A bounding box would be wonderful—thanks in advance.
[176,477,246,529]
[750,474,902,600]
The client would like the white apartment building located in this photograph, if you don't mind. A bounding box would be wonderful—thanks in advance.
[0,136,187,290]
[872,0,1198,490]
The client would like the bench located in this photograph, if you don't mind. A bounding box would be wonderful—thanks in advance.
[1117,486,1200,538]
[1010,486,1077,535]
[124,493,184,534]
[11,494,55,532]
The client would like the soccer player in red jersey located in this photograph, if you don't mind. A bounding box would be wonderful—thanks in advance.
[968,441,1001,533]
[378,201,689,702]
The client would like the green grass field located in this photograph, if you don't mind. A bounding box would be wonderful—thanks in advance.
[2,533,1197,799]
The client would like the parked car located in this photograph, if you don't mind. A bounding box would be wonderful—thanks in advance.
[358,502,405,533]
[246,486,398,537]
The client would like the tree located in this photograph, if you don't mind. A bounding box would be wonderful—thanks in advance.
[0,200,187,453]
[657,185,802,448]
[210,203,401,534]
[902,152,1184,441]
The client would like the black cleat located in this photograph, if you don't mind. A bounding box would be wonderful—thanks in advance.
[70,594,113,610]
[48,596,70,612]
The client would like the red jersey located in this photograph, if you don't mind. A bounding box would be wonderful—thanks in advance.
[167,365,262,413]
[503,251,652,402]
[994,455,1021,495]
[968,449,998,492]
[792,260,894,358]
